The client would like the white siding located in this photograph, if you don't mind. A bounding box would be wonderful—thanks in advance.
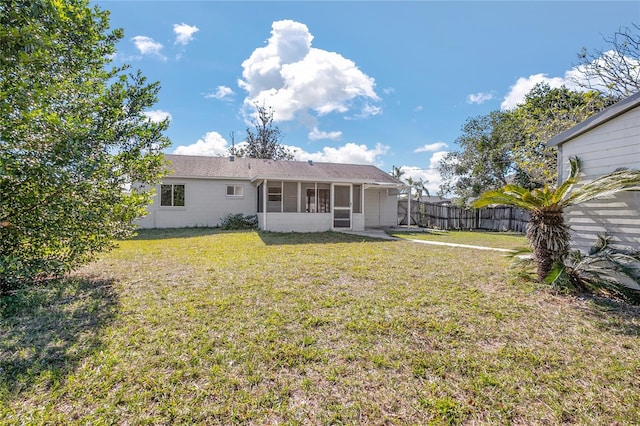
[259,213,333,232]
[364,188,398,228]
[137,178,400,232]
[137,178,256,228]
[352,213,365,231]
[558,105,640,252]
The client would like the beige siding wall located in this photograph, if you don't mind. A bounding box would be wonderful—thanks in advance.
[364,188,398,228]
[558,105,640,252]
[137,178,256,229]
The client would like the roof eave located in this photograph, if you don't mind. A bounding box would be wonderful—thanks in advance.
[250,175,399,185]
[547,91,640,147]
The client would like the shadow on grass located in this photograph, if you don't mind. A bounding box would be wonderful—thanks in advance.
[580,296,640,337]
[0,276,118,399]
[130,228,388,245]
[130,227,222,240]
[258,230,387,246]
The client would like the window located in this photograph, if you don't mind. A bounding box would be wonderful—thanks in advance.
[304,186,316,212]
[160,184,185,207]
[317,186,330,212]
[302,183,330,213]
[257,183,264,212]
[267,182,282,212]
[283,182,298,212]
[353,185,362,213]
[257,181,333,214]
[226,184,244,197]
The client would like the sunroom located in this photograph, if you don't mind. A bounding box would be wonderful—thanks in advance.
[255,179,399,232]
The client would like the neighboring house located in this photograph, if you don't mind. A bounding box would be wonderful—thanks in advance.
[137,154,404,232]
[547,91,640,252]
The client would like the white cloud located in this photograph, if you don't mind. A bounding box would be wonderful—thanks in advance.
[174,131,387,167]
[308,128,342,141]
[238,20,379,123]
[173,23,199,45]
[173,131,232,156]
[383,87,395,95]
[132,36,166,60]
[467,92,493,104]
[400,150,448,196]
[354,103,382,119]
[414,142,447,153]
[501,73,566,110]
[144,109,172,123]
[500,49,640,109]
[567,49,640,94]
[294,142,389,166]
[205,86,235,100]
[414,105,424,112]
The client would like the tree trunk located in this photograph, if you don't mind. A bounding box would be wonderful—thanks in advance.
[526,208,571,281]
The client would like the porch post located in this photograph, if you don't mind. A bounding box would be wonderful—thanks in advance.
[361,184,365,228]
[407,186,411,227]
[263,179,268,230]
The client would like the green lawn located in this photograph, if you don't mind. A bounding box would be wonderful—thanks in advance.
[389,229,529,251]
[2,229,639,425]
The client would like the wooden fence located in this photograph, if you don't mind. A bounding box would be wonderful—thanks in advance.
[398,200,530,233]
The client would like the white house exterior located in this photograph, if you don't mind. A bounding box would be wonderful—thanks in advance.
[547,91,640,252]
[137,154,403,232]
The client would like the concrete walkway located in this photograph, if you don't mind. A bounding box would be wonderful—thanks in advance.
[337,228,399,240]
[339,228,518,253]
[405,239,516,252]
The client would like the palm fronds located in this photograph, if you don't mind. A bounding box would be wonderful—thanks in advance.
[547,235,640,303]
[563,168,640,206]
[472,155,640,287]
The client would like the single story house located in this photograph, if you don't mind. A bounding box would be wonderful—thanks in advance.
[547,91,640,252]
[137,154,404,232]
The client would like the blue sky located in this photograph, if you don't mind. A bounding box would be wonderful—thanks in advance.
[95,1,639,194]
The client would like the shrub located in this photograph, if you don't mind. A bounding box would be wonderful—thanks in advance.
[546,235,640,304]
[219,213,258,230]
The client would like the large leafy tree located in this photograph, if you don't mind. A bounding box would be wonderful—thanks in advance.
[472,158,640,281]
[511,84,616,186]
[0,0,170,293]
[231,104,295,160]
[439,85,615,201]
[438,110,526,204]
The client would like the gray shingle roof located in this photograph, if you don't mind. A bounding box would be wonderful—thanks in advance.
[164,154,403,185]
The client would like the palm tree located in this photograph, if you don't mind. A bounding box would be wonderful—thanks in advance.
[413,178,430,200]
[472,157,640,280]
[404,176,415,198]
[391,165,405,181]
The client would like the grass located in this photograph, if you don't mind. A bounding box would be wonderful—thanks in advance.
[389,229,529,251]
[2,228,639,424]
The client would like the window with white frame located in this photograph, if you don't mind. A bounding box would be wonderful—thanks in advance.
[226,184,244,197]
[160,184,185,207]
